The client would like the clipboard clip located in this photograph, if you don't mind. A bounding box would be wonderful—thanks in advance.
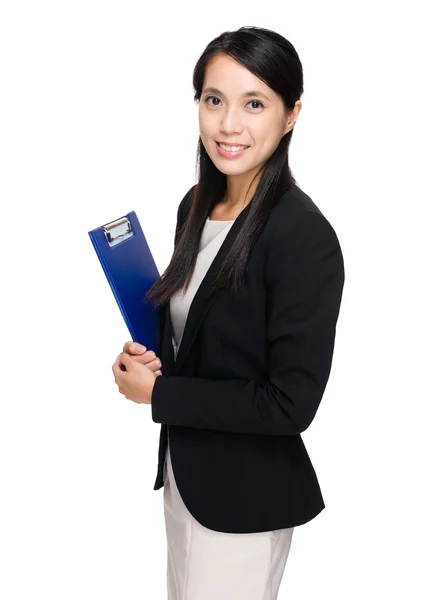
[103,217,133,247]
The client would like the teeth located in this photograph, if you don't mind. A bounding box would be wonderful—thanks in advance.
[219,143,249,151]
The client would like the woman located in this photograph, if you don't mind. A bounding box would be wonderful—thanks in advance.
[113,26,345,600]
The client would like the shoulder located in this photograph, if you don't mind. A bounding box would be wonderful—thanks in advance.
[264,185,345,288]
[266,183,341,250]
[263,184,344,286]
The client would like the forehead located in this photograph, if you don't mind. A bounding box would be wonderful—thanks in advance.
[203,53,273,100]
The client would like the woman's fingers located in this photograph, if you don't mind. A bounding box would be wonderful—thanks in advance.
[120,341,161,370]
[147,358,162,369]
[131,355,162,370]
[123,340,150,355]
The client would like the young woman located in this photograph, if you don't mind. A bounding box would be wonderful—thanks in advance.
[113,26,345,600]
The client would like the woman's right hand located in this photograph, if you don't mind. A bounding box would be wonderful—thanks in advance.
[122,341,162,376]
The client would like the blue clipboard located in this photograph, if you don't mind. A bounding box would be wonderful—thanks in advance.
[88,211,161,355]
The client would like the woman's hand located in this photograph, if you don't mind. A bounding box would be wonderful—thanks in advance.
[112,345,162,405]
[122,341,162,375]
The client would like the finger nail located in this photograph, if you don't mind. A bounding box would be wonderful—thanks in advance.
[136,345,146,352]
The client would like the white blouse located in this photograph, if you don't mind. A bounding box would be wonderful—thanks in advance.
[165,215,236,476]
[169,216,235,361]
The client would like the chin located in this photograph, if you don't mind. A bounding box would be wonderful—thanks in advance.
[213,162,248,176]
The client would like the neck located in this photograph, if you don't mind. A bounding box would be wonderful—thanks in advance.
[224,168,262,210]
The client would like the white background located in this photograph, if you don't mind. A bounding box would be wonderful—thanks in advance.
[1,1,439,598]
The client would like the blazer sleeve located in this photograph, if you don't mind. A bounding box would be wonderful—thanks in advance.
[151,210,345,436]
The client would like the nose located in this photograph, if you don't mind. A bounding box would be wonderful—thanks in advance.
[219,107,243,135]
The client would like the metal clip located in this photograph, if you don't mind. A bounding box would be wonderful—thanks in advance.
[103,217,133,247]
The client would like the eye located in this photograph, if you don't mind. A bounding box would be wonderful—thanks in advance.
[204,96,264,110]
[205,96,222,107]
[247,100,264,110]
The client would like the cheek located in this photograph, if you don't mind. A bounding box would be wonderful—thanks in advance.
[254,118,285,149]
[254,133,281,161]
[198,108,215,133]
[199,126,212,147]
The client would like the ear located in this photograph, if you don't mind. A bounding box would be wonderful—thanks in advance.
[283,114,296,135]
[284,100,302,135]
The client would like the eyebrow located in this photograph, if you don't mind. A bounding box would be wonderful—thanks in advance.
[202,86,271,102]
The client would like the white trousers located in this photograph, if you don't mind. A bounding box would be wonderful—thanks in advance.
[163,440,294,600]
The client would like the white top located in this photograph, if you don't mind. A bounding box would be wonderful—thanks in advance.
[169,217,235,360]
[165,216,236,473]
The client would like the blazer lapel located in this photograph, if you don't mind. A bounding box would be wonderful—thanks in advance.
[159,300,175,376]
[163,201,252,376]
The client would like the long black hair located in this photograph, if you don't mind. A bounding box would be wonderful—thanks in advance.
[145,26,304,309]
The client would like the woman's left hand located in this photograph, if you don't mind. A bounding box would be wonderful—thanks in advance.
[112,352,161,404]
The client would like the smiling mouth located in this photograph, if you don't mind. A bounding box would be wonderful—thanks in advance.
[215,141,250,150]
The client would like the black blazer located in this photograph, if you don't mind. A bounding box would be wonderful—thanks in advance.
[151,182,345,534]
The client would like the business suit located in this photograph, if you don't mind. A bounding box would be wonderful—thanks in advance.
[151,182,345,535]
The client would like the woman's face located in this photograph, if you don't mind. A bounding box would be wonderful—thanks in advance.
[198,53,300,179]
